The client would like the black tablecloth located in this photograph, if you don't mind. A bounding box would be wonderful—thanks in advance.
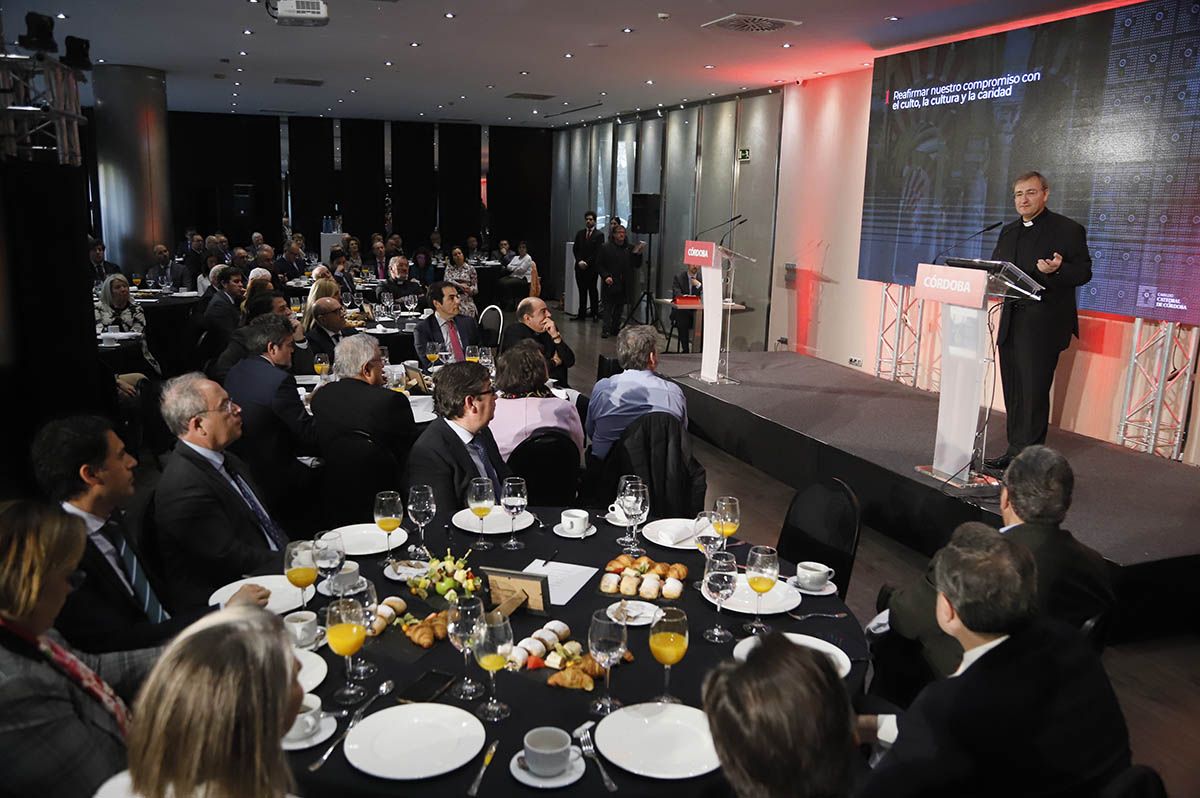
[138,295,201,375]
[283,507,867,797]
[355,315,420,363]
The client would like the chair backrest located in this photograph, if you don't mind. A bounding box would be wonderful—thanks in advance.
[776,477,862,600]
[1097,766,1168,798]
[321,430,401,527]
[1080,610,1113,652]
[602,412,706,519]
[478,304,503,348]
[596,354,623,381]
[507,428,580,506]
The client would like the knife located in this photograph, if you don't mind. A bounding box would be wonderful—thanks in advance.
[467,740,498,796]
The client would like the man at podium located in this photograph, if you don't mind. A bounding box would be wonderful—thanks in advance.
[986,171,1092,470]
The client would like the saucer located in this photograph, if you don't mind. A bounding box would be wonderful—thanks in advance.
[787,577,837,596]
[282,714,337,751]
[383,560,430,581]
[552,523,597,539]
[605,512,630,526]
[509,747,585,788]
[293,627,327,651]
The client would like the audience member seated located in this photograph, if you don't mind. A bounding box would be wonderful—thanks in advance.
[181,233,206,288]
[385,254,424,302]
[498,240,537,309]
[347,236,363,271]
[253,243,276,276]
[882,445,1115,682]
[305,296,358,364]
[312,335,415,460]
[310,264,332,282]
[465,234,485,262]
[152,374,284,610]
[404,361,510,525]
[273,243,304,286]
[247,265,274,287]
[0,500,158,798]
[209,292,306,383]
[444,247,480,318]
[144,244,185,288]
[95,605,301,798]
[301,278,341,333]
[365,239,389,280]
[704,633,857,798]
[195,264,223,306]
[490,340,584,461]
[413,281,480,368]
[586,324,687,460]
[96,274,161,376]
[428,229,445,260]
[412,248,436,285]
[492,238,515,267]
[225,317,320,534]
[30,417,267,654]
[499,296,575,387]
[670,261,702,353]
[89,238,123,282]
[386,232,405,259]
[330,249,356,294]
[230,246,250,273]
[241,272,275,317]
[857,523,1131,797]
[202,266,247,344]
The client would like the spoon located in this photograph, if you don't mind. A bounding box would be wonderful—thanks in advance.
[309,680,395,772]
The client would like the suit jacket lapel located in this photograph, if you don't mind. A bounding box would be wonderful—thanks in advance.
[175,444,261,528]
[81,539,144,615]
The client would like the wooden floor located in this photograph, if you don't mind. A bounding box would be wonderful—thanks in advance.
[553,301,1200,796]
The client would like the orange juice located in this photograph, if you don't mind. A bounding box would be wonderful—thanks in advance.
[286,566,318,588]
[649,632,688,665]
[747,575,776,594]
[425,353,439,363]
[313,363,328,376]
[376,517,401,533]
[465,356,480,363]
[713,520,739,538]
[132,277,142,286]
[477,653,508,672]
[470,505,492,519]
[327,622,366,656]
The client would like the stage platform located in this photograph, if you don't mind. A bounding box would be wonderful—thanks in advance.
[658,352,1200,632]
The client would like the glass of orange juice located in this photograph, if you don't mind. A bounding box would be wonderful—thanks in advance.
[650,607,688,704]
[744,545,779,636]
[712,496,740,545]
[284,540,317,609]
[373,490,402,567]
[467,478,495,551]
[327,598,368,704]
[313,353,330,377]
[424,342,441,367]
[473,612,513,721]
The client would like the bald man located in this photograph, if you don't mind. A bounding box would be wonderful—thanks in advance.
[499,296,575,387]
[305,296,357,364]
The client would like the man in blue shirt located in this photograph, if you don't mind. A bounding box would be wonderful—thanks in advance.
[586,325,687,460]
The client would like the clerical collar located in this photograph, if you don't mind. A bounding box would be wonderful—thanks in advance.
[1021,208,1047,228]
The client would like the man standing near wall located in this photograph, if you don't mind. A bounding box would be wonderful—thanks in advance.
[572,210,604,321]
[596,224,645,339]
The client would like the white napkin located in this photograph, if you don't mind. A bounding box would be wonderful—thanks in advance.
[661,519,699,545]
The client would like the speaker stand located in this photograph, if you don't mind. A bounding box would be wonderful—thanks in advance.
[624,234,662,332]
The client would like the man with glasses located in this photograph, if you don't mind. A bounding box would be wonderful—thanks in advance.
[150,373,288,610]
[985,171,1092,471]
[305,295,358,365]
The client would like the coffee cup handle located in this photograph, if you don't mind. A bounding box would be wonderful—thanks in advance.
[569,745,583,762]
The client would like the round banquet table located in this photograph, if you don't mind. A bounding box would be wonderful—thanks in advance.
[133,292,202,375]
[275,507,868,797]
[353,312,421,363]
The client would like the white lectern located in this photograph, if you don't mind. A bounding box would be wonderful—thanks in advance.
[912,258,1042,488]
[681,239,756,384]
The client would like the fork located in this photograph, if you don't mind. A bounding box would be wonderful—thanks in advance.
[787,611,849,622]
[577,727,618,792]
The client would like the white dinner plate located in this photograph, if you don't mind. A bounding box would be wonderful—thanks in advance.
[787,577,838,596]
[383,560,430,582]
[451,507,536,534]
[552,523,597,539]
[208,575,314,614]
[344,703,486,780]
[294,647,328,691]
[732,633,852,678]
[331,523,408,555]
[594,703,720,779]
[282,714,337,751]
[641,518,701,550]
[294,374,321,386]
[702,573,802,615]
[606,600,663,627]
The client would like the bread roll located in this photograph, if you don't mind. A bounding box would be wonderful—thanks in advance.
[662,577,684,600]
[621,567,641,579]
[381,596,407,614]
[369,616,388,636]
[614,554,634,567]
[651,562,671,578]
[375,604,396,622]
[517,637,547,658]
[632,555,654,573]
[507,646,529,669]
[600,573,621,594]
[605,559,626,573]
[532,628,559,648]
[544,620,571,640]
[666,563,689,581]
[619,575,640,596]
[639,579,661,600]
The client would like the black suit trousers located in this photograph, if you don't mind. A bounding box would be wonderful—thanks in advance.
[603,291,625,336]
[998,305,1062,454]
[575,267,599,317]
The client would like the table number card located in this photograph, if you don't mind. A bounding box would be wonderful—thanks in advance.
[478,567,550,616]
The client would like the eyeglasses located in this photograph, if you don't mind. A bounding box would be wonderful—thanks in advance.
[474,388,496,397]
[68,570,87,591]
[199,398,237,416]
[1013,189,1045,199]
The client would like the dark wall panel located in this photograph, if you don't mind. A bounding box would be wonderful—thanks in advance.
[337,118,385,243]
[437,123,482,251]
[286,115,334,248]
[488,126,553,293]
[390,121,437,252]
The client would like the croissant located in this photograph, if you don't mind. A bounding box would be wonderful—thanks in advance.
[548,667,595,691]
[404,621,435,648]
[632,555,654,573]
[651,562,671,578]
[614,554,634,567]
[605,559,626,573]
[667,564,689,581]
[576,653,606,678]
[425,611,448,640]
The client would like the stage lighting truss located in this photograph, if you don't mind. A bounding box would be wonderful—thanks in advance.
[874,282,926,388]
[0,51,86,167]
[1118,319,1198,461]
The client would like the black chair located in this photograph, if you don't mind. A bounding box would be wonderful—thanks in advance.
[321,430,402,528]
[596,354,622,381]
[775,477,862,600]
[507,428,580,506]
[1098,765,1168,798]
[478,304,503,348]
[599,412,706,519]
[1080,610,1113,652]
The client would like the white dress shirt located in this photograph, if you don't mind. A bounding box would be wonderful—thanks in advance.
[61,501,134,595]
[443,418,490,482]
[507,254,534,280]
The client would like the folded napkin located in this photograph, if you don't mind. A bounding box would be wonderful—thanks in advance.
[660,519,698,545]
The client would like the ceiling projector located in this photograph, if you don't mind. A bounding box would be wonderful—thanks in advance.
[268,0,330,27]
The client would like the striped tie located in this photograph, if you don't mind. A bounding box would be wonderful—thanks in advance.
[104,520,169,624]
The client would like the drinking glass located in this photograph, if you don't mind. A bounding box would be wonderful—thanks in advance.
[650,607,688,704]
[447,595,485,700]
[467,478,495,551]
[130,273,142,287]
[692,511,721,590]
[340,579,379,678]
[341,291,354,308]
[613,475,642,549]
[713,496,740,547]
[619,483,649,558]
[403,293,418,312]
[379,291,393,312]
[437,340,452,365]
[313,353,330,378]
[283,541,316,609]
[744,545,780,636]
[314,531,346,592]
[374,490,403,567]
[378,346,390,367]
[353,292,364,309]
[465,345,481,363]
[290,298,302,314]
[478,347,495,377]
[473,613,514,721]
[500,477,527,551]
[424,342,441,367]
[702,552,737,643]
[588,608,627,717]
[326,598,367,704]
[406,484,435,560]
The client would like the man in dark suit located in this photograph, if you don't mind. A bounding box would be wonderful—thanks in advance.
[151,374,289,611]
[329,249,356,295]
[405,361,510,532]
[31,416,268,653]
[208,292,306,384]
[225,316,321,535]
[312,334,415,462]
[857,524,1130,797]
[305,296,359,364]
[383,254,425,304]
[986,171,1092,469]
[181,232,207,288]
[572,210,604,320]
[500,296,575,387]
[670,262,702,353]
[88,238,122,281]
[144,243,187,287]
[202,266,246,341]
[596,224,645,338]
[413,282,481,368]
[365,239,390,280]
[273,242,304,286]
[882,445,1114,683]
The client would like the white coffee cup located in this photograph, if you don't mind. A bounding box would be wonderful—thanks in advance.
[284,610,318,647]
[561,509,589,537]
[331,561,360,594]
[794,561,835,591]
[523,726,580,778]
[100,332,117,347]
[606,503,628,524]
[285,693,322,741]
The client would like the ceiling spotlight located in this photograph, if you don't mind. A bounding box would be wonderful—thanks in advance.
[234,81,241,86]
[243,29,253,35]
[599,91,607,96]
[645,79,654,85]
[238,50,247,56]
[365,76,371,80]
[460,94,466,99]
[236,67,243,72]
[622,27,633,33]
[679,104,684,109]
[782,43,791,49]
[232,102,238,106]
[774,79,785,83]
[349,89,356,93]
[862,62,872,66]
[437,104,444,109]
[507,116,512,120]
[385,60,393,66]
[327,107,332,111]
[97,58,105,63]
[337,98,344,102]
[419,112,425,116]
[815,71,825,75]
[884,15,901,21]
[519,70,529,75]
[740,86,748,90]
[564,52,573,58]
[232,92,238,97]
[247,0,260,3]
[409,42,420,47]
[444,11,456,19]
[56,13,69,20]
[532,109,539,114]
[682,98,688,101]
[704,64,715,69]
[486,84,495,89]
[709,92,717,96]
[656,109,662,117]
[562,101,569,105]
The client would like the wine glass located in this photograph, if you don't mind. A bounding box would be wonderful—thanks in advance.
[353,291,364,309]
[478,346,495,377]
[403,293,418,312]
[447,595,485,700]
[702,552,737,643]
[744,545,780,636]
[379,291,393,313]
[424,342,441,369]
[437,339,453,365]
[465,345,481,363]
[406,485,436,560]
[326,598,367,704]
[313,353,330,378]
[374,491,403,567]
[283,541,316,609]
[378,345,390,367]
[473,612,514,721]
[713,496,740,547]
[467,478,495,551]
[500,477,527,551]
[314,531,346,594]
[692,511,721,590]
[340,578,379,678]
[588,608,627,717]
[619,483,649,558]
[341,291,354,309]
[650,607,688,704]
[613,475,642,550]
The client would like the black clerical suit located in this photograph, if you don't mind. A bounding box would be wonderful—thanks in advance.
[305,324,358,364]
[858,618,1130,798]
[572,227,605,318]
[991,209,1092,455]
[499,321,576,387]
[404,419,511,528]
[596,239,643,336]
[670,269,702,353]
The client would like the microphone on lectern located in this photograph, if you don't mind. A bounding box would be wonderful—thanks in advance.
[933,221,1003,264]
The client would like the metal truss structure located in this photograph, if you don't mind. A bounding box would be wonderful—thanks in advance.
[873,282,924,387]
[1117,318,1198,461]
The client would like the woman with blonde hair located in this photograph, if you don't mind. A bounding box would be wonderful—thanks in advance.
[302,276,341,332]
[0,500,158,798]
[95,273,161,375]
[95,604,302,798]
